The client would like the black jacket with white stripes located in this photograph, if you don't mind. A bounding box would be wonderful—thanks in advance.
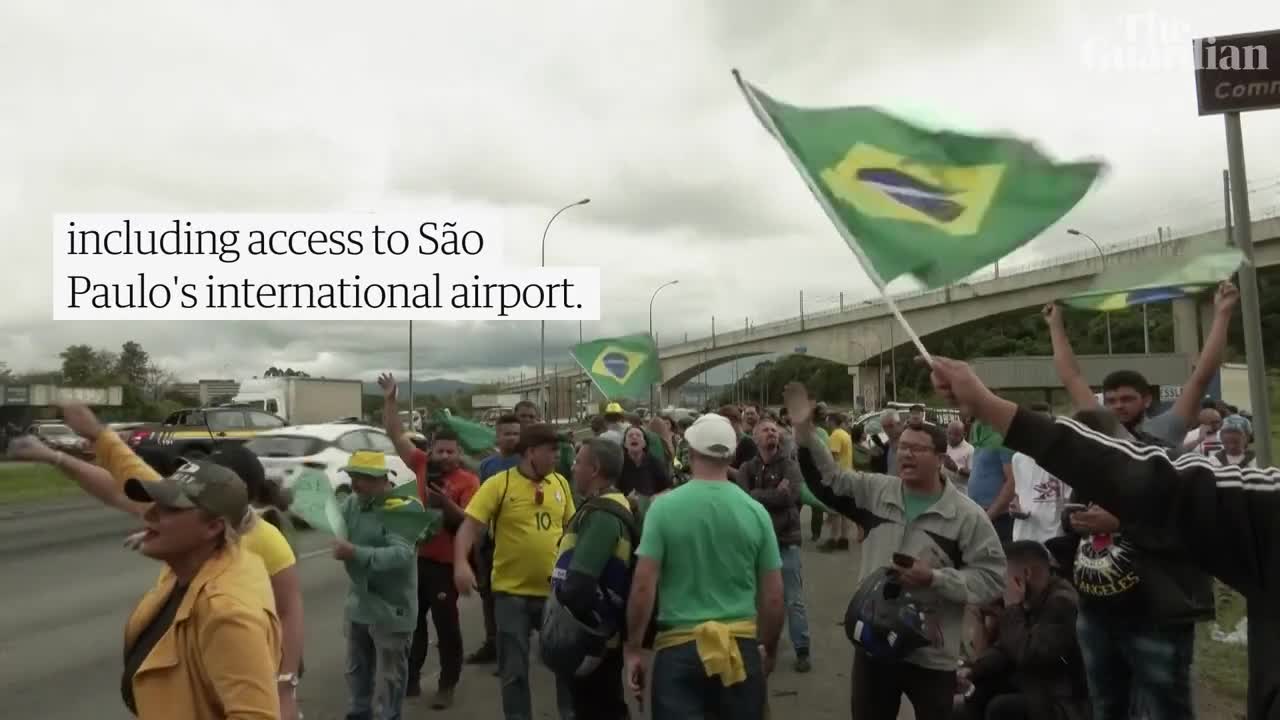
[1004,407,1278,720]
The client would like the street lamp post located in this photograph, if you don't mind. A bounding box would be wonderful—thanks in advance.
[540,198,591,419]
[1067,228,1112,355]
[408,320,414,425]
[649,280,680,409]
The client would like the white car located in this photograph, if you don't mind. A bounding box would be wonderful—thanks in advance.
[27,422,89,455]
[242,423,416,497]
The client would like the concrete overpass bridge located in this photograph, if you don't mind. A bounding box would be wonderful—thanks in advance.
[499,213,1280,409]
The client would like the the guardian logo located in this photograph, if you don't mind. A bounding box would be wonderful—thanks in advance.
[1081,12,1269,73]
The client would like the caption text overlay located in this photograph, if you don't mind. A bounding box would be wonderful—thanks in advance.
[52,214,601,321]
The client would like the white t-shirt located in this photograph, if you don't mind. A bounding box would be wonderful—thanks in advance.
[1010,452,1065,544]
[946,441,974,473]
[1211,453,1258,469]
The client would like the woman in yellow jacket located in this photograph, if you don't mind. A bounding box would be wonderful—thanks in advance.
[120,460,282,719]
[9,402,303,718]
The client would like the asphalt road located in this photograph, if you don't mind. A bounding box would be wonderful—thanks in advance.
[2,499,890,720]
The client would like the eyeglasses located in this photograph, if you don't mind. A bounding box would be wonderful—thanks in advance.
[896,442,936,456]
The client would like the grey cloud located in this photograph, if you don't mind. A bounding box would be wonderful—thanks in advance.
[4,0,1280,389]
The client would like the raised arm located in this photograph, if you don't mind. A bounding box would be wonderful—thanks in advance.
[378,372,419,465]
[1043,304,1101,411]
[1171,283,1238,425]
[8,435,147,515]
[930,357,1273,598]
[783,382,885,510]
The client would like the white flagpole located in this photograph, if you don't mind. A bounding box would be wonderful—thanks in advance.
[732,69,933,364]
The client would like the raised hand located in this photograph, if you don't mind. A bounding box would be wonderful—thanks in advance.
[377,373,398,401]
[1215,281,1239,315]
[7,435,55,463]
[1041,302,1064,328]
[782,382,812,428]
[57,402,104,441]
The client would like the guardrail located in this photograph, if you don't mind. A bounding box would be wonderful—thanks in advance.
[658,204,1280,355]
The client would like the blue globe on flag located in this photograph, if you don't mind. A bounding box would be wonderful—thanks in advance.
[576,334,661,398]
[601,352,631,379]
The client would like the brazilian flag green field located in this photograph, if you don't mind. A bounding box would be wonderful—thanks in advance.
[735,71,1105,289]
[570,334,661,399]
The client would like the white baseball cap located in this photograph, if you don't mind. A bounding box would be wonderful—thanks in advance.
[684,413,738,459]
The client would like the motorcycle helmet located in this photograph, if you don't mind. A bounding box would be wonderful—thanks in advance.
[844,566,932,660]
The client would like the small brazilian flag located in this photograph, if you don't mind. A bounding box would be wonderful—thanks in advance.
[1063,248,1243,311]
[570,333,662,399]
[734,71,1105,289]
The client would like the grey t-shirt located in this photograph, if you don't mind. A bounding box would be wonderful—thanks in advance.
[1124,410,1187,457]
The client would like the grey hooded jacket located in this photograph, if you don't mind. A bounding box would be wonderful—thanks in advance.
[795,423,1006,672]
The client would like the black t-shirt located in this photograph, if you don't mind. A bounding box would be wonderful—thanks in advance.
[618,454,670,497]
[732,434,758,470]
[122,583,189,716]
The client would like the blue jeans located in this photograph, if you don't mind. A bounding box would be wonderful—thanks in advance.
[1077,607,1196,720]
[780,545,811,656]
[493,592,574,720]
[651,637,766,720]
[344,622,411,720]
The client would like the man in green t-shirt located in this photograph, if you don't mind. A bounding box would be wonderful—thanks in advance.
[548,438,636,719]
[624,413,784,719]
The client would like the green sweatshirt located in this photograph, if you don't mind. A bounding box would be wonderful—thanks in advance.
[340,493,420,633]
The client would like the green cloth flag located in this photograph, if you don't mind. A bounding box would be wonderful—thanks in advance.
[734,71,1105,289]
[289,468,347,538]
[570,333,662,399]
[379,501,443,545]
[1063,248,1243,311]
[969,421,1005,450]
[430,410,497,455]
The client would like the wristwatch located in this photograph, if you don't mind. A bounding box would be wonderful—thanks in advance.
[277,672,299,689]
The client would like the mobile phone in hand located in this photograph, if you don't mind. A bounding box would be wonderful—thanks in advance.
[892,552,915,567]
[1063,503,1087,514]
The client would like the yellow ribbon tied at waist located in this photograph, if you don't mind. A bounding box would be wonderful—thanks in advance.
[654,619,758,687]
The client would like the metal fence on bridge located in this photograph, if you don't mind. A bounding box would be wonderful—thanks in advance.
[658,202,1280,354]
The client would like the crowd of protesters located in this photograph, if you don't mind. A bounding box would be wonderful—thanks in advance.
[9,282,1280,720]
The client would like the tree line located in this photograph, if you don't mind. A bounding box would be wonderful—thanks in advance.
[1,341,188,421]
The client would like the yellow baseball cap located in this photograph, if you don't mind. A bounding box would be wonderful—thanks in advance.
[341,450,390,478]
[604,402,624,414]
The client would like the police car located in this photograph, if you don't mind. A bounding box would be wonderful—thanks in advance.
[126,406,287,459]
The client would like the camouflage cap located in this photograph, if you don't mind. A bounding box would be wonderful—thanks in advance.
[125,460,250,527]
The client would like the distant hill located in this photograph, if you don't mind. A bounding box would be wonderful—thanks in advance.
[362,378,475,397]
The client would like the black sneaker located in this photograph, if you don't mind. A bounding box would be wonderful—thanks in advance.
[794,655,812,673]
[406,677,422,698]
[430,687,455,709]
[465,643,497,665]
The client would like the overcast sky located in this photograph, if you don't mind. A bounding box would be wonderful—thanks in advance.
[3,1,1279,387]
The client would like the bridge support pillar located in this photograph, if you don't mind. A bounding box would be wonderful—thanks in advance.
[1172,298,1200,357]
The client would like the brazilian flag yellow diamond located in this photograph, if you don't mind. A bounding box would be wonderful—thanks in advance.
[820,144,1005,237]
